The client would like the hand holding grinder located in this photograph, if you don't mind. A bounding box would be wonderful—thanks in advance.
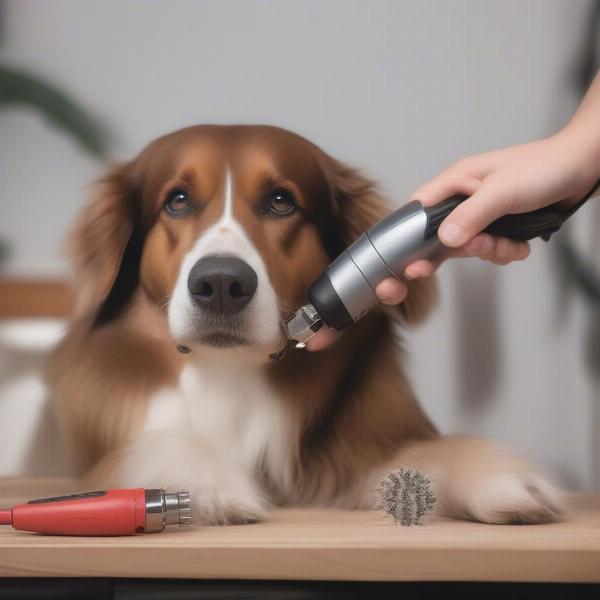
[286,189,598,346]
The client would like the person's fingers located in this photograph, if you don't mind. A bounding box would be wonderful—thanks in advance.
[461,233,495,257]
[402,235,530,273]
[412,161,482,207]
[437,180,515,247]
[494,237,531,262]
[413,176,481,207]
[403,235,495,278]
[305,326,341,351]
[517,242,531,260]
[479,238,530,264]
[490,255,513,266]
[404,259,438,280]
[494,237,514,261]
[375,278,407,304]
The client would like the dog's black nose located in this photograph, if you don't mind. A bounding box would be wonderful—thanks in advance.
[188,256,258,315]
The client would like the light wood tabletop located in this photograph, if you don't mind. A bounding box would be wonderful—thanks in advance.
[0,478,599,582]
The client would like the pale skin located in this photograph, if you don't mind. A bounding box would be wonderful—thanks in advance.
[308,71,600,351]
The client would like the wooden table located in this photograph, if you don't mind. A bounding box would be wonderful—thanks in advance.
[1,478,599,584]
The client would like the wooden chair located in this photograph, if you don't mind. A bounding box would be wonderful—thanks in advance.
[0,279,72,318]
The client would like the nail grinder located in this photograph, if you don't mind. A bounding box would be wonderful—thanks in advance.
[286,189,597,346]
[0,488,192,536]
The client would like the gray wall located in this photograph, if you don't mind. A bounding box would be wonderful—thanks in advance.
[1,0,598,488]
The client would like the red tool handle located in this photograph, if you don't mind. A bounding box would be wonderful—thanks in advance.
[0,489,147,536]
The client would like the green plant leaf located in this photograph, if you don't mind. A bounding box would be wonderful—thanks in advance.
[0,65,109,158]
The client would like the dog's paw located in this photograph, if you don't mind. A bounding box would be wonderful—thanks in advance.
[100,430,270,526]
[462,472,564,524]
[407,435,566,525]
[190,475,269,525]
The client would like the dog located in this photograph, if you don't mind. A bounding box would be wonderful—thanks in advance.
[48,125,563,525]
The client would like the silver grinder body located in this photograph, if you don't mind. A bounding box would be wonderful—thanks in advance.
[298,187,590,337]
[319,201,440,324]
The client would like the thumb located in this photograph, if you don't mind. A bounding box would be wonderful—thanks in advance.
[437,180,513,247]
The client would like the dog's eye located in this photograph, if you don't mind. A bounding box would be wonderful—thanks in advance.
[267,189,296,216]
[164,189,192,216]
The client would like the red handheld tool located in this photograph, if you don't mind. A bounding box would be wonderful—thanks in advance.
[0,488,191,536]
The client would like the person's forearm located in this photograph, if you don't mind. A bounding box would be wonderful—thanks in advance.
[559,70,600,187]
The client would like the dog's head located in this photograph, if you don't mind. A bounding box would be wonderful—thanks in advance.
[70,125,435,362]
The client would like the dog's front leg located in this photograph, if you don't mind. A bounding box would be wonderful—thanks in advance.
[85,429,270,525]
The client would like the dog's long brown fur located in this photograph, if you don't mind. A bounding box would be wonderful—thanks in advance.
[48,125,563,524]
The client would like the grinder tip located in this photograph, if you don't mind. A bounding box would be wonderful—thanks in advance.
[286,303,323,347]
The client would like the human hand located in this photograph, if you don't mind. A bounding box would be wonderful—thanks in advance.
[306,132,594,351]
[368,130,597,307]
[308,71,600,350]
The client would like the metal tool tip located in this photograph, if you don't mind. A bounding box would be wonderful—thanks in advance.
[177,491,192,525]
[286,304,323,346]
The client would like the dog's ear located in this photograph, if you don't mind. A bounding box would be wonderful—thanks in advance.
[68,162,143,326]
[318,151,437,326]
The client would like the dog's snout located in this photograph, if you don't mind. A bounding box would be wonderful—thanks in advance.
[188,256,258,315]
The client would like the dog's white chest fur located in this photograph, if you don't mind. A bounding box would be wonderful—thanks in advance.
[143,360,295,489]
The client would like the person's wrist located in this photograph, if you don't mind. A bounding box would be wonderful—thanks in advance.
[555,126,600,194]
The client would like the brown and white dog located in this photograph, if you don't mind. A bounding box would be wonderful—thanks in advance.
[49,125,563,525]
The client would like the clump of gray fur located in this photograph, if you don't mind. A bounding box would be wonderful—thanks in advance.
[378,468,436,526]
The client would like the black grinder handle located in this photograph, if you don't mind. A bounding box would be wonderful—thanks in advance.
[424,195,568,242]
[423,179,600,243]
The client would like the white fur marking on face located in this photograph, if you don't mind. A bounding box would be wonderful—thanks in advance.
[222,168,233,223]
[167,166,283,356]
